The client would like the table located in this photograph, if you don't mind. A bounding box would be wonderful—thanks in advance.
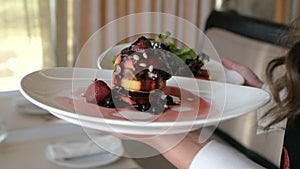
[0,90,142,169]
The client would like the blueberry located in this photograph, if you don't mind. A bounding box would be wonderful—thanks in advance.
[160,43,171,51]
[149,89,163,102]
[100,97,115,108]
[165,95,175,105]
[149,104,165,115]
[137,103,151,112]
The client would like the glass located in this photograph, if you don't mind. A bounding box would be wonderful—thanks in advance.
[0,119,7,143]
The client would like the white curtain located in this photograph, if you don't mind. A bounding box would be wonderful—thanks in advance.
[73,0,214,68]
[39,0,72,68]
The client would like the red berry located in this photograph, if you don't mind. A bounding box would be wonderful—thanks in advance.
[85,79,111,104]
[130,36,147,52]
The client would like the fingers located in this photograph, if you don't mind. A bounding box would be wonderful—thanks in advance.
[222,57,250,74]
[221,57,238,70]
[221,57,263,88]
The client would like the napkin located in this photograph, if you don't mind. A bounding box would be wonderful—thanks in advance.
[46,135,124,160]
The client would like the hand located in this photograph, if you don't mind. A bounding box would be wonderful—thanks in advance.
[221,57,263,88]
[111,130,209,169]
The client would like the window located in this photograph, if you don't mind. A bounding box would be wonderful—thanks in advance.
[0,0,73,92]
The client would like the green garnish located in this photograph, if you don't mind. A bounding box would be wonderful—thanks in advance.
[112,57,116,67]
[158,31,171,39]
[154,32,198,61]
[111,31,201,67]
[166,40,197,62]
[145,39,153,48]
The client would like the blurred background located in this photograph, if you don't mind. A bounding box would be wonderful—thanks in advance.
[0,0,298,92]
[1,1,298,168]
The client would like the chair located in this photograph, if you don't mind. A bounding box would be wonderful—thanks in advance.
[205,10,289,169]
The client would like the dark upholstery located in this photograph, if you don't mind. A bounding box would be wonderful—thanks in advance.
[205,10,289,46]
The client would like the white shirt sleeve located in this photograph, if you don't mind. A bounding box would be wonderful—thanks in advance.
[189,140,265,169]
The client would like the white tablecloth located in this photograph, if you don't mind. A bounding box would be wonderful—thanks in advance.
[0,90,142,169]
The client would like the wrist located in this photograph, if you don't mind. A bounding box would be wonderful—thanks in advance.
[143,133,210,169]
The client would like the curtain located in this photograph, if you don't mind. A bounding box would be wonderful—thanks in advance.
[39,0,70,68]
[274,0,299,24]
[38,0,55,67]
[73,0,214,68]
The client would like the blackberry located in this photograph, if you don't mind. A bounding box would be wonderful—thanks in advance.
[185,55,206,77]
[136,103,151,112]
[100,97,115,108]
[165,95,175,105]
[160,43,171,51]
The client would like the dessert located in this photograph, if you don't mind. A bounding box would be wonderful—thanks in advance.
[111,36,181,114]
[85,32,209,114]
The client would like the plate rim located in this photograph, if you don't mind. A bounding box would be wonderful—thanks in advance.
[19,67,270,129]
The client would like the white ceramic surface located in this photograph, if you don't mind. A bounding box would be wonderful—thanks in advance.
[20,67,270,135]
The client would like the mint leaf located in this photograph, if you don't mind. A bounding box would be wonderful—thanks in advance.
[158,31,171,39]
[167,40,197,62]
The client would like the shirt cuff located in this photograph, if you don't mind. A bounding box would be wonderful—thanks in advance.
[189,140,265,169]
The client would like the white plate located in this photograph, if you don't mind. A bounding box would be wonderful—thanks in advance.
[97,43,244,85]
[20,67,270,135]
[45,135,123,168]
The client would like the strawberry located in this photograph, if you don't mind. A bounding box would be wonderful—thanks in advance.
[85,79,111,104]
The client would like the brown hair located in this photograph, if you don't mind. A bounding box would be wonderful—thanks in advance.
[264,18,300,129]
